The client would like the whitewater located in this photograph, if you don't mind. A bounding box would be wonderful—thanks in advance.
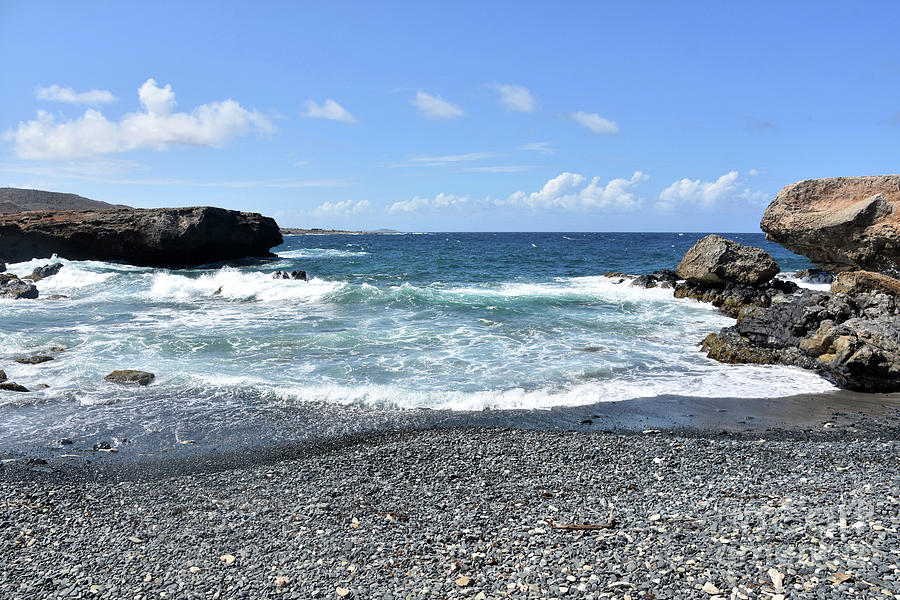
[0,232,836,455]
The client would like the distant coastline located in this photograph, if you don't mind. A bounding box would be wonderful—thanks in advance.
[279,227,400,235]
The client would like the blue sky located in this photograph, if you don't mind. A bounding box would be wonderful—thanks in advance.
[1,1,898,231]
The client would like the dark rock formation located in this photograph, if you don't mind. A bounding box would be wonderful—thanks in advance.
[0,370,5,383]
[761,176,900,275]
[674,278,798,319]
[831,270,900,296]
[104,370,155,386]
[0,261,5,272]
[274,270,308,281]
[676,235,779,286]
[27,262,63,281]
[793,268,834,284]
[0,207,283,268]
[15,355,54,365]
[0,187,130,213]
[630,269,678,290]
[0,382,29,392]
[702,289,900,392]
[0,273,38,299]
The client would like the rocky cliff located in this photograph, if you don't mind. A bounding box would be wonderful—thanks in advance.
[0,207,283,268]
[760,175,900,275]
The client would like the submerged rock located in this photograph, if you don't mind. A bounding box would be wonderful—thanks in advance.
[15,355,54,365]
[0,206,283,268]
[761,175,900,275]
[104,370,155,386]
[274,270,308,281]
[27,262,63,281]
[0,273,38,299]
[676,235,779,286]
[0,382,29,392]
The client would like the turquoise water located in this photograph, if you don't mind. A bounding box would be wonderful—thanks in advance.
[0,232,836,454]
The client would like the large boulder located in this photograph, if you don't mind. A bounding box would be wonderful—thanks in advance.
[676,235,780,286]
[0,207,283,268]
[760,176,900,275]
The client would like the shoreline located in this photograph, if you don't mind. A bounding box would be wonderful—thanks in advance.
[2,426,897,598]
[4,389,900,482]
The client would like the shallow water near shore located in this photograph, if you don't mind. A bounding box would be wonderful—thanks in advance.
[0,232,839,455]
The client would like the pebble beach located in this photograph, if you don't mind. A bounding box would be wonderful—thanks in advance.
[3,425,899,600]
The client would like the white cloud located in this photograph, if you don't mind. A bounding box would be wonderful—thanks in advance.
[458,165,532,173]
[492,83,535,112]
[8,78,273,159]
[313,199,371,216]
[656,171,740,211]
[303,99,356,123]
[35,85,116,104]
[406,151,499,166]
[504,171,647,211]
[520,142,555,154]
[389,193,468,213]
[572,111,620,135]
[655,171,769,211]
[748,168,759,176]
[410,91,464,120]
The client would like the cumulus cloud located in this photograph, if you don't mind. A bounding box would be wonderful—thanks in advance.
[313,199,371,216]
[655,171,767,210]
[389,193,468,213]
[410,91,464,120]
[8,78,273,159]
[504,171,647,211]
[35,85,117,104]
[492,83,536,112]
[656,171,740,211]
[572,111,620,135]
[303,99,356,123]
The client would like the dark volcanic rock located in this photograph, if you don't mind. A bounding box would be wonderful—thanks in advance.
[104,370,155,386]
[630,269,678,290]
[0,273,38,299]
[0,382,29,392]
[676,235,780,286]
[15,355,54,365]
[274,270,308,281]
[0,261,5,272]
[0,370,5,383]
[0,207,283,268]
[674,278,798,319]
[27,262,63,281]
[761,175,900,275]
[703,289,900,392]
[793,268,835,284]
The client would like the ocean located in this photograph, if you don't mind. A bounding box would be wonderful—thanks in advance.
[0,232,837,457]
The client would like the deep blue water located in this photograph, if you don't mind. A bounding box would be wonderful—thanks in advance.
[0,232,835,455]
